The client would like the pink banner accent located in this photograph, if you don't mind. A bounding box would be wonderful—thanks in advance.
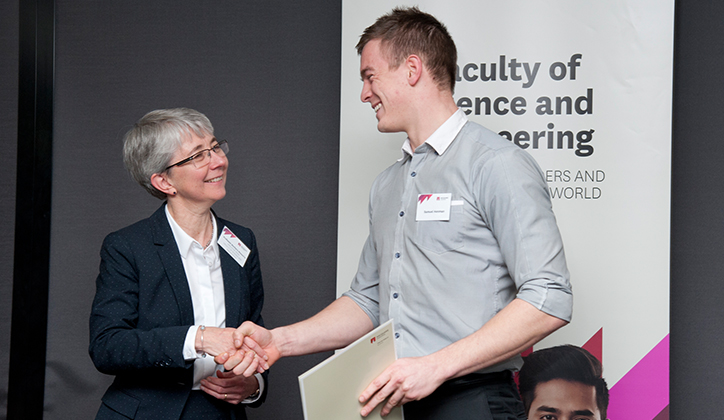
[582,328,603,364]
[607,335,669,420]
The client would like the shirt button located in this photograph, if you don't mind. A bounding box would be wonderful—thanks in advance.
[399,211,404,217]
[411,171,417,177]
[395,252,400,259]
[393,293,399,299]
[395,332,400,339]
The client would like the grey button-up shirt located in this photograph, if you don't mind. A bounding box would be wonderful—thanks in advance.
[344,110,572,373]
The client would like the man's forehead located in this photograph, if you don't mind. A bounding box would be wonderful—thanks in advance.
[359,40,391,75]
[530,379,601,419]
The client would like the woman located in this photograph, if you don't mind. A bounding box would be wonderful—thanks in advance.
[90,108,266,419]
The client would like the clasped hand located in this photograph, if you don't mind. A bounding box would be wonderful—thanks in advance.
[199,326,265,377]
[196,326,264,403]
[212,321,274,375]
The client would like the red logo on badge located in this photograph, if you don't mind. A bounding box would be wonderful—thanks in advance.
[370,337,376,344]
[223,227,237,238]
[418,194,433,204]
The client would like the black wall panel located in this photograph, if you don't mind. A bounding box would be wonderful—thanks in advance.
[0,0,19,417]
[670,1,724,417]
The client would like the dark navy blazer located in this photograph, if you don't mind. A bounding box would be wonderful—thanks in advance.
[89,204,266,419]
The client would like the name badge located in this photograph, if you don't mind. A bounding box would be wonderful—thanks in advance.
[416,193,452,221]
[218,226,250,267]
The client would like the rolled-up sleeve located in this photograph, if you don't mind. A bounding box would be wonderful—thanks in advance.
[343,230,382,327]
[478,147,573,322]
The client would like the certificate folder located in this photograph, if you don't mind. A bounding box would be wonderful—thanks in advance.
[298,320,403,420]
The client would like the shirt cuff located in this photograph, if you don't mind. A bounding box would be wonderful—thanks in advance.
[517,280,573,322]
[342,289,380,327]
[183,325,203,361]
[242,373,265,404]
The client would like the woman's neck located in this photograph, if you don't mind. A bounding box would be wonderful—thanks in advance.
[166,202,214,246]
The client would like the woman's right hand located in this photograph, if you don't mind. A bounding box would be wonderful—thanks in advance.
[213,321,277,375]
[195,326,239,358]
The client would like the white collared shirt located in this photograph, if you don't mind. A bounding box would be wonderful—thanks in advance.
[399,108,468,159]
[166,207,264,402]
[165,206,226,389]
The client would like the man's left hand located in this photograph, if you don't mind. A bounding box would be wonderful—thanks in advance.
[358,356,446,417]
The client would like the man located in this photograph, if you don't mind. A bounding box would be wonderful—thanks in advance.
[518,346,609,420]
[220,7,572,419]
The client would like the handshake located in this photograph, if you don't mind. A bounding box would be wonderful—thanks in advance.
[199,321,278,377]
[196,298,432,418]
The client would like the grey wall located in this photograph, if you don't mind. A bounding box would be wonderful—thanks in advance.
[43,1,341,419]
[5,0,724,419]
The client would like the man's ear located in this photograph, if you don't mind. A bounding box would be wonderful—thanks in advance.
[151,172,175,196]
[406,54,423,86]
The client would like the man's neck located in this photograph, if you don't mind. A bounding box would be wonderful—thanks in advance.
[406,95,459,151]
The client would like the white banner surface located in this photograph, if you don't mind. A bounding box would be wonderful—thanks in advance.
[338,1,672,417]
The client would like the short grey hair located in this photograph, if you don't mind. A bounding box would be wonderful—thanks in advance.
[122,108,214,199]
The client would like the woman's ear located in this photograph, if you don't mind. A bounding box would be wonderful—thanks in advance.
[151,173,175,196]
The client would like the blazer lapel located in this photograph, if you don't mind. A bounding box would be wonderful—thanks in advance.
[151,205,195,326]
[216,215,242,328]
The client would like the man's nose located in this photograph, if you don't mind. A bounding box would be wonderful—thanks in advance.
[360,82,372,103]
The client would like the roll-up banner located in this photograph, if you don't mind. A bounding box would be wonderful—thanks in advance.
[337,1,672,418]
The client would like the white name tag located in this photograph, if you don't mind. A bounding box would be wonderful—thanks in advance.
[218,226,250,267]
[416,193,452,221]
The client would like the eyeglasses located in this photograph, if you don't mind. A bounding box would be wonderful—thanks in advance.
[165,140,229,170]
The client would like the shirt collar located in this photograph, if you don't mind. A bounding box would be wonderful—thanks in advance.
[165,205,218,259]
[400,108,468,159]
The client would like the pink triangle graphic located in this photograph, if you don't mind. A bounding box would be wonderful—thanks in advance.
[607,334,669,420]
[582,327,603,364]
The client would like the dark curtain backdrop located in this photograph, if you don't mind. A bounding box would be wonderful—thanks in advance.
[670,1,724,418]
[43,1,341,419]
[0,0,19,417]
[4,0,724,419]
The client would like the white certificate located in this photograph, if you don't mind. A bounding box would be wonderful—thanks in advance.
[298,320,403,420]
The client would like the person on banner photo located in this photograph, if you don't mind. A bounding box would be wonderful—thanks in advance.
[89,108,267,419]
[518,345,609,420]
[218,7,572,420]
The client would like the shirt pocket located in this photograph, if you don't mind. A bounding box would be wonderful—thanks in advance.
[414,204,465,254]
